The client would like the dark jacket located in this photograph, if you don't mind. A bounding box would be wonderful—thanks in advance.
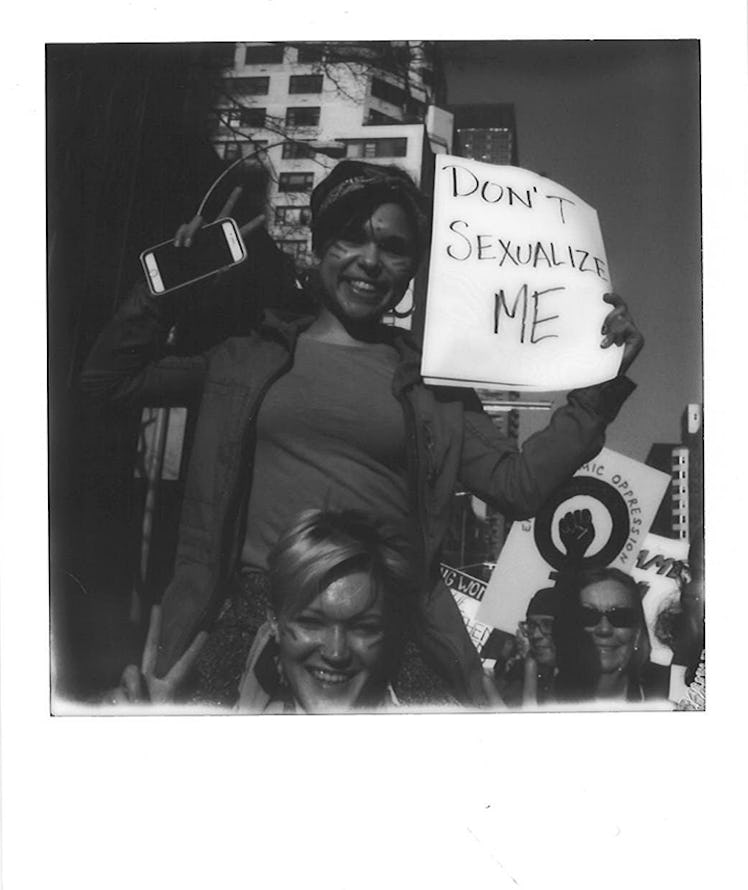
[81,282,635,703]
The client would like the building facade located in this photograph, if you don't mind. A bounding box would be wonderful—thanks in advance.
[450,103,519,166]
[646,403,704,543]
[210,40,453,323]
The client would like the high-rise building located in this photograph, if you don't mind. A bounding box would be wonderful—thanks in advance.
[646,403,704,543]
[210,41,453,324]
[451,103,518,166]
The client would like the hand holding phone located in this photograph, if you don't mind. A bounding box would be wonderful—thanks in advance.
[141,217,247,296]
[140,185,265,296]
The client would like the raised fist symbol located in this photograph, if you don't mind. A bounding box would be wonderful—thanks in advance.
[559,509,595,563]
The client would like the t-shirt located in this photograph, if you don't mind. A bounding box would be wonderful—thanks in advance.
[241,332,411,569]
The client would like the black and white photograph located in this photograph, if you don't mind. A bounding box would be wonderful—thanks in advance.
[47,38,703,715]
[2,3,745,888]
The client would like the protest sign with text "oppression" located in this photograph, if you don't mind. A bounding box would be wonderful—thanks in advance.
[476,448,670,634]
[421,156,622,391]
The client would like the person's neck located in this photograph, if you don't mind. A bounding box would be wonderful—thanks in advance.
[304,309,385,347]
[594,672,629,699]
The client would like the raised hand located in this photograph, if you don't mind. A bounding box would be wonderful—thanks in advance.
[111,606,208,705]
[601,292,645,375]
[173,186,265,248]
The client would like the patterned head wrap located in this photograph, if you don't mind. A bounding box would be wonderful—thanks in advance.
[310,160,430,257]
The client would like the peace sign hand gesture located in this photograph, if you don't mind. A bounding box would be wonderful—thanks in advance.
[173,186,265,248]
[111,606,208,706]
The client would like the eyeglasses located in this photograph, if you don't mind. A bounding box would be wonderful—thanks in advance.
[579,606,638,629]
[524,617,554,635]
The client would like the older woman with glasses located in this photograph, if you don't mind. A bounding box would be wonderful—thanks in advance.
[496,587,561,708]
[553,567,668,706]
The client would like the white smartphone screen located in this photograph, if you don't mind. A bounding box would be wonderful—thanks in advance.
[140,218,246,295]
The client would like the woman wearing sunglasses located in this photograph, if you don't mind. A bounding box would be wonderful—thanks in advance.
[554,568,666,706]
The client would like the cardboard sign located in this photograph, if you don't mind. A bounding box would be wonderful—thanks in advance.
[421,156,622,391]
[632,533,689,667]
[476,448,670,633]
[440,564,493,654]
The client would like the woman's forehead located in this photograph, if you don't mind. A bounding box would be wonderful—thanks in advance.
[306,571,382,619]
[351,201,416,238]
[580,579,634,607]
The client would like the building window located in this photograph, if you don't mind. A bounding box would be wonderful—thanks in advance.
[366,108,399,126]
[345,137,407,159]
[279,239,310,260]
[275,206,312,226]
[296,44,323,64]
[282,141,315,159]
[289,74,323,94]
[222,142,242,161]
[278,172,315,192]
[228,76,270,95]
[285,106,321,128]
[244,44,284,65]
[223,107,267,129]
[371,77,406,107]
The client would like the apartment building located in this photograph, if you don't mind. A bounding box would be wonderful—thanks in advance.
[210,41,453,321]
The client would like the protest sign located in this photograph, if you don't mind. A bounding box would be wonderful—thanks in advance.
[421,156,622,391]
[440,564,493,654]
[476,448,670,633]
[632,533,689,667]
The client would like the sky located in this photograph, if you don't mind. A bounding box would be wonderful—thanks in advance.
[439,40,701,461]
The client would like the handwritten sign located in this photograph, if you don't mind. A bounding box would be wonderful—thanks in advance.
[632,533,689,667]
[421,156,622,391]
[440,564,493,654]
[476,448,670,633]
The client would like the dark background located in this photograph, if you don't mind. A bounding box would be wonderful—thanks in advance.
[47,43,295,698]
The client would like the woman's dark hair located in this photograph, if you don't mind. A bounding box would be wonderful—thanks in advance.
[553,567,648,702]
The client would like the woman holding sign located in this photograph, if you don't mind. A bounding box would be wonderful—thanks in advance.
[82,159,644,708]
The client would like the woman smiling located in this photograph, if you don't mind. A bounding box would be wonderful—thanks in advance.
[236,509,412,713]
[553,568,668,706]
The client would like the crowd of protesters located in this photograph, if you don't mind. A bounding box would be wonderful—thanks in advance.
[81,158,703,714]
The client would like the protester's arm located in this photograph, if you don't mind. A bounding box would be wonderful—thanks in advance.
[80,196,269,409]
[79,281,208,407]
[458,294,642,518]
[108,606,208,706]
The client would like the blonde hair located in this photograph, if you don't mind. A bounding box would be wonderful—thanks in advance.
[267,509,414,626]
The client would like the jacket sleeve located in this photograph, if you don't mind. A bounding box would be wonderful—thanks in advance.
[79,281,207,408]
[458,375,636,519]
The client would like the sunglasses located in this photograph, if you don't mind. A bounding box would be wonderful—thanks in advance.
[579,606,638,629]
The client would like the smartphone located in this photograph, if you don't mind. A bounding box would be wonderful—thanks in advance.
[140,217,247,296]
